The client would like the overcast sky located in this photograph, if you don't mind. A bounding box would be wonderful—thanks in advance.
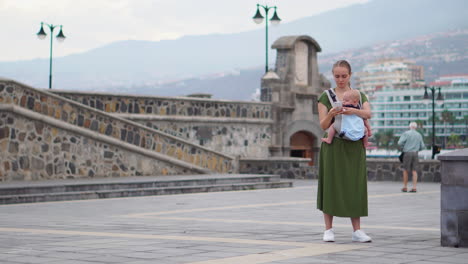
[1,0,369,62]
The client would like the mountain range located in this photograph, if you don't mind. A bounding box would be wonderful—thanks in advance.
[1,0,467,99]
[125,29,468,100]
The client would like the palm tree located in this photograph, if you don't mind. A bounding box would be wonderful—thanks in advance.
[415,119,425,139]
[447,134,462,149]
[463,115,468,146]
[373,132,382,148]
[415,119,424,129]
[382,129,397,150]
[373,130,396,149]
[441,110,455,148]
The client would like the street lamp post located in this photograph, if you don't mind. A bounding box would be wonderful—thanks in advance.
[252,4,281,73]
[36,22,66,89]
[423,86,443,159]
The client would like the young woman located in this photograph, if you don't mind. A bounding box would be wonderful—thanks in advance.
[316,60,372,243]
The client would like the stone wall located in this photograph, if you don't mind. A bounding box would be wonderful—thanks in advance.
[239,158,441,182]
[52,90,272,119]
[52,90,275,158]
[239,158,317,179]
[0,79,236,180]
[367,158,441,182]
[131,117,272,158]
[0,112,190,181]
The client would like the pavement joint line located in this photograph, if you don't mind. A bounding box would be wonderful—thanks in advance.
[370,190,439,198]
[122,201,315,218]
[186,244,366,264]
[120,191,440,218]
[0,227,366,249]
[0,227,367,264]
[146,216,440,232]
[0,182,447,264]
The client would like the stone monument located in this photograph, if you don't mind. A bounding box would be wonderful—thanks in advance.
[260,35,330,165]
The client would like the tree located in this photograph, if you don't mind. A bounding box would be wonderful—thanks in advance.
[441,110,456,148]
[463,115,468,146]
[425,114,440,144]
[441,110,455,126]
[447,134,462,149]
[415,119,424,129]
[373,129,398,150]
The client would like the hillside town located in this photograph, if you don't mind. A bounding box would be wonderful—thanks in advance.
[353,58,467,152]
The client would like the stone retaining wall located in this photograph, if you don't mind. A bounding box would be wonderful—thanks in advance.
[239,158,317,179]
[129,117,272,158]
[0,79,235,176]
[52,91,275,159]
[52,90,272,119]
[367,158,441,182]
[239,158,441,182]
[0,112,189,181]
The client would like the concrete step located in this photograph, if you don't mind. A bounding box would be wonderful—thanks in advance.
[0,175,282,195]
[0,175,293,204]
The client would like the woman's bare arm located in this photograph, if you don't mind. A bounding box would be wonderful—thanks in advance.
[318,102,343,130]
[342,101,371,119]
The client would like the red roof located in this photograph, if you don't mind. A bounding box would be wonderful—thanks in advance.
[429,81,452,86]
[440,74,468,77]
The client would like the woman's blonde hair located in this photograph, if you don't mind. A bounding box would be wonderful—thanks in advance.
[332,60,352,74]
[332,60,352,88]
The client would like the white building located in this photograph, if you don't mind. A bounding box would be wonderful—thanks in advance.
[369,74,468,147]
[355,58,424,96]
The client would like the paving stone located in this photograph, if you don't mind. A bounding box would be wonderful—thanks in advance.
[2,255,63,263]
[0,180,467,263]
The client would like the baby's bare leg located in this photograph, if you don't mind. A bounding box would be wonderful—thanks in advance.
[362,129,369,148]
[321,128,335,144]
[364,119,372,137]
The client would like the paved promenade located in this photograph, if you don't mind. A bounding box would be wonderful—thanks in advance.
[0,179,466,263]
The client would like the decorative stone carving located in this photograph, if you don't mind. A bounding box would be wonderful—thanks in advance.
[295,41,308,85]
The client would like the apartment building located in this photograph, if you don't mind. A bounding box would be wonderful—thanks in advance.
[355,58,424,96]
[368,74,468,146]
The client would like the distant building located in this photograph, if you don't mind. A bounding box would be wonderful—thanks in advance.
[369,74,468,147]
[355,58,424,96]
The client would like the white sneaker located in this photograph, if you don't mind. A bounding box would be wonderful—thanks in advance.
[323,228,335,242]
[352,230,372,242]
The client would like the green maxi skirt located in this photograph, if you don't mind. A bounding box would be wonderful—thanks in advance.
[317,137,368,217]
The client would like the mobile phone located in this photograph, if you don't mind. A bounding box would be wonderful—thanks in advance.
[333,101,342,110]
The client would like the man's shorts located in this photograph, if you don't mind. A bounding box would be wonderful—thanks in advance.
[402,151,419,171]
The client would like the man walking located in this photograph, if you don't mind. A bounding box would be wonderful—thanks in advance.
[398,122,425,193]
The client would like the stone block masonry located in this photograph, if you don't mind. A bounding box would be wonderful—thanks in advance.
[367,158,440,182]
[0,79,236,181]
[137,118,272,158]
[239,158,316,179]
[0,112,189,181]
[52,90,275,159]
[52,90,272,119]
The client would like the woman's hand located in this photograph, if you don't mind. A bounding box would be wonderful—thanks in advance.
[328,106,344,117]
[342,102,372,119]
[341,107,356,115]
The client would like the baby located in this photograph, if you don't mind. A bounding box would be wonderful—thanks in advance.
[321,90,371,148]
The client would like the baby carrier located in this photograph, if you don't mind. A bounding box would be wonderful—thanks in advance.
[325,88,365,141]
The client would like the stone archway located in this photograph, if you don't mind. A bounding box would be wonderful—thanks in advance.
[290,131,316,165]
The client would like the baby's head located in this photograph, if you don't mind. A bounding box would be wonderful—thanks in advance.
[342,90,360,105]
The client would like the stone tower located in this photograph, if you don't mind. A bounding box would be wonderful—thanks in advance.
[261,35,330,164]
